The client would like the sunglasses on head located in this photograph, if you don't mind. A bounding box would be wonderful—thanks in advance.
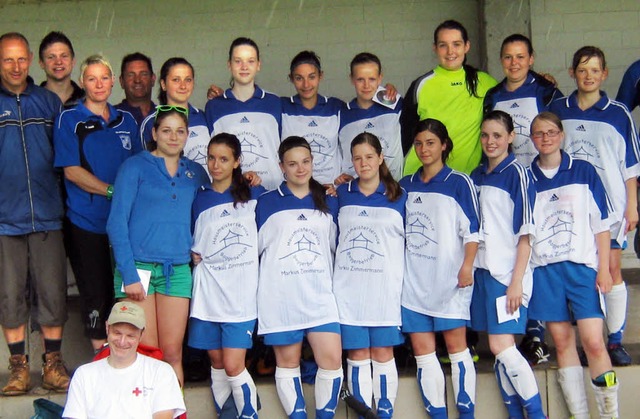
[154,105,188,118]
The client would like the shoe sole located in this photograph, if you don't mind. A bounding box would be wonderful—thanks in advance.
[2,388,29,396]
[41,383,69,393]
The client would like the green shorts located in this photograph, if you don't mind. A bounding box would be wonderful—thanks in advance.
[114,262,192,299]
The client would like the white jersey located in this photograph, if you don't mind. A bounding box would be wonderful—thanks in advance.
[471,154,535,304]
[339,98,403,180]
[400,166,480,319]
[529,152,612,269]
[549,92,640,243]
[281,95,345,185]
[205,86,282,190]
[333,181,406,326]
[63,355,185,419]
[190,185,265,322]
[256,183,340,334]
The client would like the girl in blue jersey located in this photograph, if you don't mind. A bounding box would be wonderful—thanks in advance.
[205,37,282,190]
[337,52,403,183]
[400,119,479,419]
[188,133,264,418]
[281,51,346,187]
[256,136,342,419]
[334,132,406,418]
[107,107,209,385]
[549,46,640,366]
[528,111,619,419]
[470,110,545,419]
[140,57,210,172]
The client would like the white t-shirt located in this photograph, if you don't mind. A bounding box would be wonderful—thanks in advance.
[62,355,185,419]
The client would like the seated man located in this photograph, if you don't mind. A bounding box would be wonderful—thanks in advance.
[63,302,186,419]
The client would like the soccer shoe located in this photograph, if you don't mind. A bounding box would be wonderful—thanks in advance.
[2,354,30,395]
[42,351,70,392]
[607,344,632,367]
[518,337,550,366]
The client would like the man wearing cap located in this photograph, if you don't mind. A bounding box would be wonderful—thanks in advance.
[63,302,186,419]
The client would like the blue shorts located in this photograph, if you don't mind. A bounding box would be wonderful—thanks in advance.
[401,307,467,333]
[529,262,604,322]
[263,322,340,346]
[340,325,404,350]
[187,318,257,350]
[471,269,527,335]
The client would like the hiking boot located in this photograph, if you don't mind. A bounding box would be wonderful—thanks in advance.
[607,344,632,367]
[519,336,550,366]
[2,354,30,395]
[42,351,70,392]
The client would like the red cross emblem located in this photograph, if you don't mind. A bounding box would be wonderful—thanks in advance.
[121,306,129,311]
[132,387,142,396]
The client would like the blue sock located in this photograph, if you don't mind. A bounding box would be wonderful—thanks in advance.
[494,359,524,419]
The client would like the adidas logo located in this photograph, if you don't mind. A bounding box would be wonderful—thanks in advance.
[365,122,375,129]
[358,210,368,217]
[297,214,307,221]
[220,209,230,217]
[240,116,250,123]
[413,196,422,204]
[549,194,559,202]
[189,131,197,138]
[576,125,586,132]
[308,120,318,127]
[510,102,520,108]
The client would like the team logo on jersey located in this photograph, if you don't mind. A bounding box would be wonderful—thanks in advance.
[308,120,318,127]
[185,143,208,166]
[220,209,231,217]
[536,209,576,257]
[297,214,307,221]
[118,134,132,150]
[240,116,250,123]
[205,221,253,263]
[358,210,368,217]
[575,125,586,132]
[405,211,438,256]
[279,227,321,267]
[236,131,267,169]
[339,226,383,265]
[365,122,375,129]
[305,132,333,167]
[567,143,603,170]
[549,194,559,202]
[185,170,195,179]
[510,102,520,109]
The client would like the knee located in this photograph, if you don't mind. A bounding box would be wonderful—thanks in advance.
[223,359,245,377]
[317,351,342,370]
[582,335,607,359]
[162,345,183,365]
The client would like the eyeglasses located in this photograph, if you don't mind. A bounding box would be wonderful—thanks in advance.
[530,129,561,140]
[155,105,188,118]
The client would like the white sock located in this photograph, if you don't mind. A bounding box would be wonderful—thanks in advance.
[605,282,627,339]
[372,358,398,417]
[210,367,232,414]
[229,368,258,418]
[415,352,447,416]
[315,367,343,419]
[275,366,306,417]
[495,345,540,401]
[591,381,619,419]
[557,366,589,419]
[347,358,372,409]
[450,348,476,416]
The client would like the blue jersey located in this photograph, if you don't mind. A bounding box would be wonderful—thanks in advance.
[529,151,612,269]
[339,98,403,180]
[256,183,339,334]
[190,185,265,322]
[54,101,141,233]
[616,59,640,111]
[333,181,406,326]
[549,92,640,243]
[205,87,282,190]
[281,95,345,185]
[471,154,535,303]
[400,166,480,319]
[140,104,210,172]
[484,72,562,166]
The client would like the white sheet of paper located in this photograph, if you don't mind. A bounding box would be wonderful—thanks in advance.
[496,295,520,324]
[120,269,151,296]
[597,286,607,317]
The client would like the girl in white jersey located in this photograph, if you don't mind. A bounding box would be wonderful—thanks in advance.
[188,133,265,418]
[470,111,545,419]
[256,136,342,419]
[399,119,479,419]
[528,112,619,419]
[139,58,210,171]
[549,46,640,366]
[334,132,406,418]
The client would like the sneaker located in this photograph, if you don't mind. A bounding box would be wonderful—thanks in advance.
[42,351,70,392]
[519,337,550,366]
[2,354,30,396]
[607,344,632,367]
